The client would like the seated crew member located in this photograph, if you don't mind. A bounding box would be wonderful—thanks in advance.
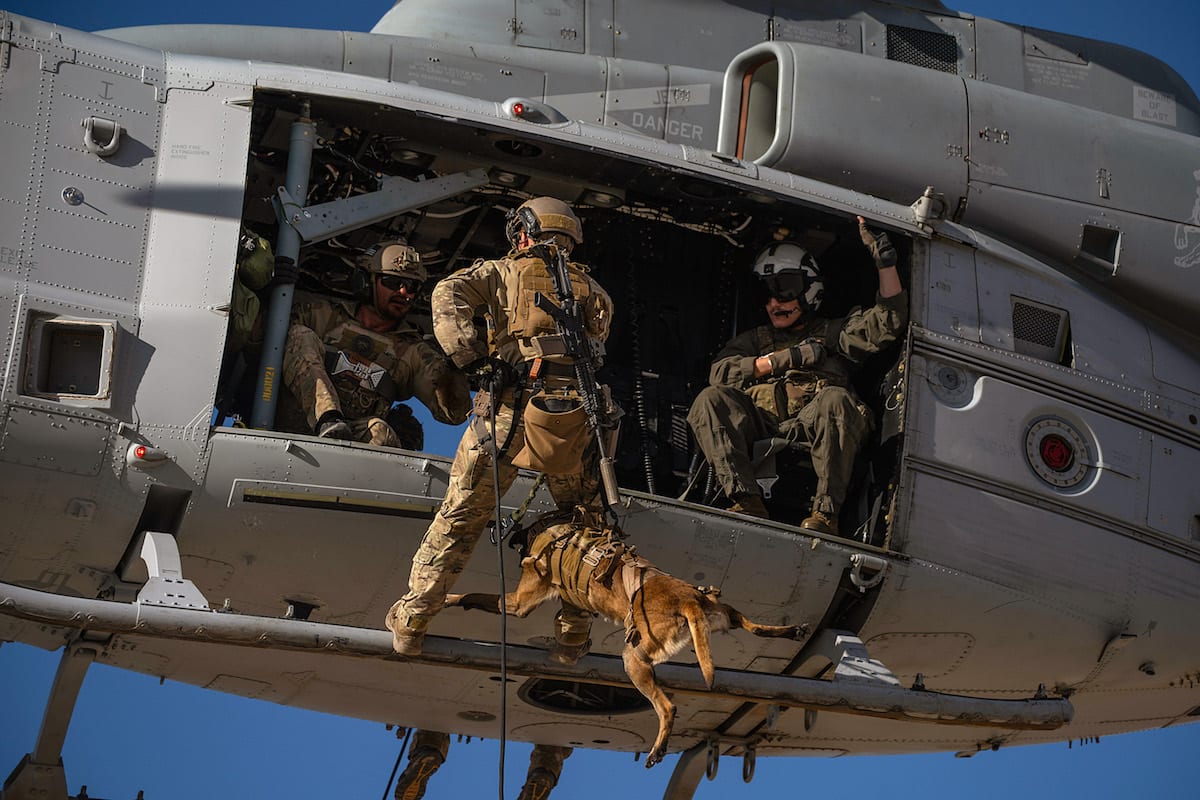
[393,730,571,800]
[277,240,471,446]
[385,197,614,661]
[686,217,907,533]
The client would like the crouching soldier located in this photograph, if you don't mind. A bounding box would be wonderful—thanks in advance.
[277,240,471,446]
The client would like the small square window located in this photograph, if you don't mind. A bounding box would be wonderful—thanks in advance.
[23,315,116,404]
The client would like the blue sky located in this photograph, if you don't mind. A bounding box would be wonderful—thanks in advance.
[2,1,1198,798]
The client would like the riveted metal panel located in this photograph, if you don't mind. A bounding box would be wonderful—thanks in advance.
[515,0,585,54]
[33,59,159,303]
[0,405,111,475]
[135,60,251,482]
[663,65,720,148]
[925,240,979,342]
[1147,437,1200,541]
[0,45,44,241]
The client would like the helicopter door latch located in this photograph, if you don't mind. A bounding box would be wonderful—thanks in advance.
[849,553,888,592]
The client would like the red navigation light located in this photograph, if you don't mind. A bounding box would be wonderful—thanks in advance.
[134,445,147,460]
[1039,434,1073,472]
[512,102,525,117]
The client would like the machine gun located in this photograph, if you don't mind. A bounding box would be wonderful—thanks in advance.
[528,241,622,509]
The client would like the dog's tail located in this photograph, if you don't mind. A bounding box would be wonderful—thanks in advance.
[683,605,716,689]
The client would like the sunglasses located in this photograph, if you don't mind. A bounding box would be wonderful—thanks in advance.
[377,274,422,293]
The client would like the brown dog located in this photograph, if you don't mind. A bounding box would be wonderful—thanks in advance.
[445,510,807,767]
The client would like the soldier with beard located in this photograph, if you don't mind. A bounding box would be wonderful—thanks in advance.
[687,217,907,533]
[278,240,471,446]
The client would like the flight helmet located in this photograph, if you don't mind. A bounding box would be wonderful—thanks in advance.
[505,196,584,248]
[752,241,823,312]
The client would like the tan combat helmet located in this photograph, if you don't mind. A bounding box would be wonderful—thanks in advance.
[506,196,584,247]
[357,240,428,282]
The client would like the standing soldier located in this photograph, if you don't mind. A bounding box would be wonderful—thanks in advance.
[278,240,470,447]
[385,197,613,662]
[687,217,907,532]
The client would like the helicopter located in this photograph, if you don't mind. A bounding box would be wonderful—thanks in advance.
[1,2,1198,799]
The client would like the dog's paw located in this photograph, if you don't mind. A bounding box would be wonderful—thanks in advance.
[790,623,811,640]
[444,594,463,607]
[644,748,665,769]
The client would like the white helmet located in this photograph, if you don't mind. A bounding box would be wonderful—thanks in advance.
[753,242,824,311]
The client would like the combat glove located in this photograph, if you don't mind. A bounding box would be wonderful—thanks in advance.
[316,410,352,440]
[859,221,898,270]
[267,255,300,289]
[466,356,517,391]
[766,338,825,373]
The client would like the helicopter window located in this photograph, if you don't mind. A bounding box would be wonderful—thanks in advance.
[22,315,116,405]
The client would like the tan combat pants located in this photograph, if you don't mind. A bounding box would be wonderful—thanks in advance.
[280,324,400,446]
[388,393,597,638]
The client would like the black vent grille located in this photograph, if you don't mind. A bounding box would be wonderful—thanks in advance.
[886,25,959,74]
[1012,298,1071,365]
[1013,303,1063,349]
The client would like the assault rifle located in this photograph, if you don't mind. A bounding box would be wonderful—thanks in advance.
[528,241,622,508]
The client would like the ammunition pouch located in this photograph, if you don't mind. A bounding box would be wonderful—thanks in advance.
[512,389,591,473]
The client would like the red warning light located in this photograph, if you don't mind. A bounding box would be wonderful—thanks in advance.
[134,445,147,460]
[512,102,525,117]
[1039,434,1073,472]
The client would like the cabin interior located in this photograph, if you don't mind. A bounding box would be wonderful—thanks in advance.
[218,89,911,541]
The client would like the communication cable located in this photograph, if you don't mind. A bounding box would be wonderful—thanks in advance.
[486,374,509,800]
[380,726,414,800]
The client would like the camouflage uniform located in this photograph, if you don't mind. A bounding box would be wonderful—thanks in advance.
[387,247,613,644]
[688,291,907,515]
[279,292,471,445]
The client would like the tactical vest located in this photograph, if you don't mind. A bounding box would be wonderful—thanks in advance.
[508,253,603,345]
[321,322,401,419]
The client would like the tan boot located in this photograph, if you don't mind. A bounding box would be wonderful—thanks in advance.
[393,747,444,800]
[516,768,557,800]
[385,605,426,656]
[800,510,838,536]
[730,492,770,520]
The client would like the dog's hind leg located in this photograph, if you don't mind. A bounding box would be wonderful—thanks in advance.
[623,647,675,768]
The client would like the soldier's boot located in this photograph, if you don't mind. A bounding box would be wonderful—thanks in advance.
[729,492,770,520]
[385,604,426,657]
[316,410,352,440]
[549,606,593,665]
[393,747,444,800]
[801,495,838,536]
[516,768,557,800]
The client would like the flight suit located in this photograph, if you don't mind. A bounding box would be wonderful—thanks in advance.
[279,294,471,446]
[688,291,907,515]
[387,248,613,646]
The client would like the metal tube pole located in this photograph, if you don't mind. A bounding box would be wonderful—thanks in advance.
[251,103,315,429]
